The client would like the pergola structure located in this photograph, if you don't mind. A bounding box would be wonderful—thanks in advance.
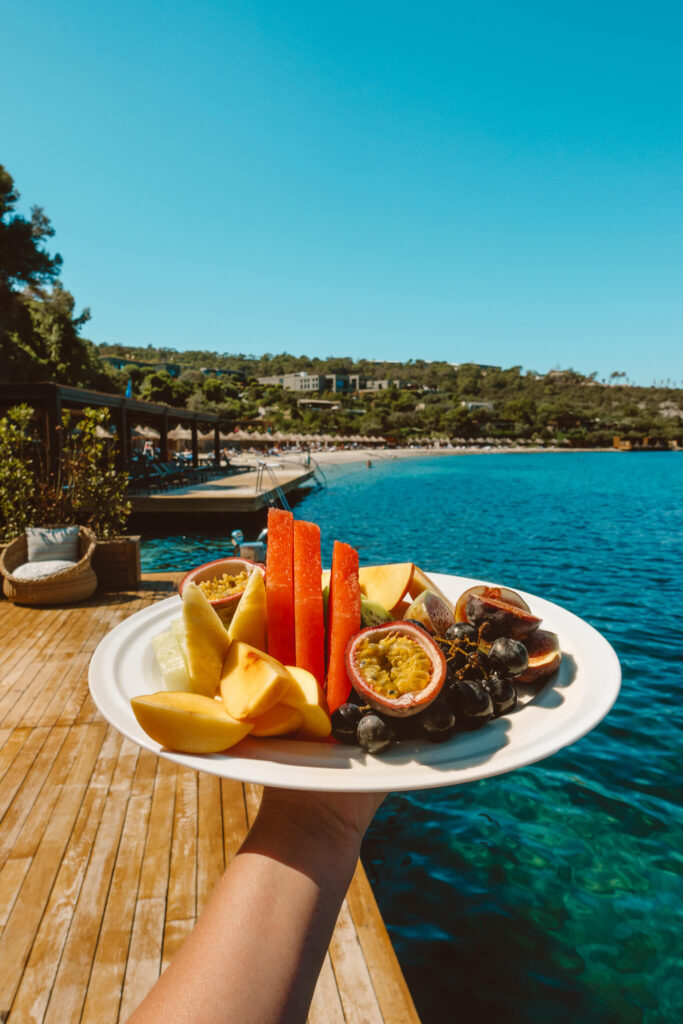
[0,381,222,472]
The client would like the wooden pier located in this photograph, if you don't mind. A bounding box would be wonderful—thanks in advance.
[130,465,315,515]
[0,577,420,1023]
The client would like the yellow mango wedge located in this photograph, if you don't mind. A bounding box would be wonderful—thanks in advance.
[228,567,267,650]
[281,665,332,739]
[220,640,294,720]
[131,692,253,753]
[182,582,231,697]
[249,704,303,737]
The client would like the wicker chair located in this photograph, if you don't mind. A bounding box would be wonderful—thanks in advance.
[0,526,98,605]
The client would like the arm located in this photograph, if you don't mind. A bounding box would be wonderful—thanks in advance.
[128,788,384,1024]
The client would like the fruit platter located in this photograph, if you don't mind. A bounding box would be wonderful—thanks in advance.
[88,511,621,792]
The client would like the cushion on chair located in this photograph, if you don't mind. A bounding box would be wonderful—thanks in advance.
[26,526,80,563]
[12,559,77,580]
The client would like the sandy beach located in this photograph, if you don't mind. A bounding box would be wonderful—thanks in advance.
[230,444,614,474]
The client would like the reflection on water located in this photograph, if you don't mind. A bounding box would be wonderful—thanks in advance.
[142,453,683,1024]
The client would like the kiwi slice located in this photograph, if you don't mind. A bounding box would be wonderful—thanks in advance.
[360,596,393,627]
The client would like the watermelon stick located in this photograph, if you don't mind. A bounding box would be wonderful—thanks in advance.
[265,508,295,666]
[293,520,325,686]
[326,540,361,713]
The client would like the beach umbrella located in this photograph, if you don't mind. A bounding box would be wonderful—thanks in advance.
[168,426,191,441]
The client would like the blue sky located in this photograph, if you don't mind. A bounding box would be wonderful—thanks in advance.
[3,1,682,384]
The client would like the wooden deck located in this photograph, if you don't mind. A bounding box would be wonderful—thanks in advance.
[0,578,420,1024]
[130,465,315,514]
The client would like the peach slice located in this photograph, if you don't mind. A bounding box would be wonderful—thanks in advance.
[220,641,294,720]
[249,704,303,737]
[131,692,253,753]
[410,565,456,615]
[358,563,414,613]
[281,665,332,739]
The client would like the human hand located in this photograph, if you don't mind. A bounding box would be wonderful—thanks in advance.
[260,787,385,848]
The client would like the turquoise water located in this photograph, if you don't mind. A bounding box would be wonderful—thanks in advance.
[141,452,683,1023]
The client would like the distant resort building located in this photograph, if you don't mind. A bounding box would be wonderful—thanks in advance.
[257,371,403,394]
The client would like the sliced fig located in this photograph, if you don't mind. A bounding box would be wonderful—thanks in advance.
[345,622,447,718]
[517,630,561,684]
[465,592,541,641]
[455,585,531,624]
[403,590,455,636]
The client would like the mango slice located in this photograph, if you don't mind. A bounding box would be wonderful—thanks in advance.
[228,567,267,650]
[281,665,332,739]
[182,582,231,697]
[220,641,293,720]
[131,692,253,753]
[249,704,303,737]
[152,630,191,691]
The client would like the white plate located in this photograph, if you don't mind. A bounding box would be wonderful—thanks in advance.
[88,574,621,792]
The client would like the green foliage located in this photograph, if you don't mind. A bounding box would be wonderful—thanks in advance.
[58,407,131,538]
[0,404,131,541]
[0,405,37,541]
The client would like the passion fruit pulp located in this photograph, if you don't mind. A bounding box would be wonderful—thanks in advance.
[345,622,447,718]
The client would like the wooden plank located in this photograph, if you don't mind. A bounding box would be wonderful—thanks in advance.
[0,727,50,821]
[138,759,177,900]
[165,766,198,924]
[0,727,31,784]
[7,727,122,1024]
[308,951,346,1024]
[161,917,194,974]
[0,726,70,870]
[196,772,224,915]
[118,895,166,1021]
[79,749,157,1023]
[0,721,106,1012]
[328,898,384,1024]
[0,857,31,929]
[220,778,249,862]
[40,736,140,1024]
[243,781,263,827]
[346,862,422,1024]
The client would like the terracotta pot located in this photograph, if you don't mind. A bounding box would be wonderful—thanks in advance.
[93,536,141,591]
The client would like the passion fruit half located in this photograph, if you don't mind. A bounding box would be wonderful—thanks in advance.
[345,622,447,718]
[178,557,265,624]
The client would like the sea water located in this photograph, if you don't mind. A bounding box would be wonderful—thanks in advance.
[141,452,683,1023]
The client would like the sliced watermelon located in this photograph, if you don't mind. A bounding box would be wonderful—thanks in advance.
[265,508,295,665]
[326,540,361,713]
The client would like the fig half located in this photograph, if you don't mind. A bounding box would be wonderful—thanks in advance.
[403,590,455,636]
[345,622,447,718]
[455,585,531,623]
[516,630,561,683]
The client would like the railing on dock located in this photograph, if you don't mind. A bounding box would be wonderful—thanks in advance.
[255,461,292,511]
